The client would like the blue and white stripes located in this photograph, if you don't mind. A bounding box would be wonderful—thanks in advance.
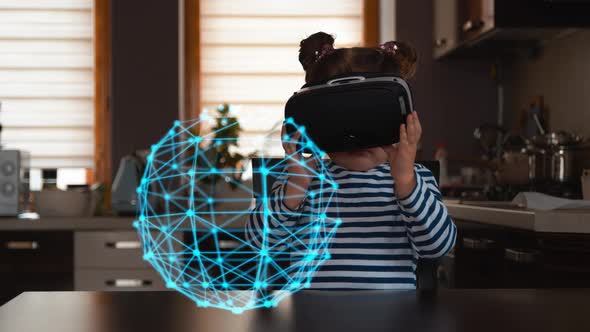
[246,160,456,290]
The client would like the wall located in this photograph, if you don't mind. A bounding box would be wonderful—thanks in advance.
[505,30,590,136]
[111,0,180,171]
[395,0,498,159]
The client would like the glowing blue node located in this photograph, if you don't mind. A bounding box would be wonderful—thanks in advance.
[335,219,343,225]
[259,167,269,176]
[332,183,339,189]
[137,116,339,313]
[174,120,181,126]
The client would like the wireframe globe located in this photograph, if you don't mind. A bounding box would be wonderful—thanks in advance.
[135,113,340,313]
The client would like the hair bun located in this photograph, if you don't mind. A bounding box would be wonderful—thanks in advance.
[299,32,336,72]
[379,40,417,79]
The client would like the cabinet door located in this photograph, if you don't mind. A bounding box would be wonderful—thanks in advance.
[433,0,458,58]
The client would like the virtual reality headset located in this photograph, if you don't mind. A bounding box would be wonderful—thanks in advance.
[284,72,415,153]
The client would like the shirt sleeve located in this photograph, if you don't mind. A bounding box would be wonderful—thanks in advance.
[245,172,305,249]
[396,163,457,258]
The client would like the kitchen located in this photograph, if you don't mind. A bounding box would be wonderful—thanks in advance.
[1,0,590,331]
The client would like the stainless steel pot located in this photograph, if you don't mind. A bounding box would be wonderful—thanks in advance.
[551,143,590,183]
[527,145,551,182]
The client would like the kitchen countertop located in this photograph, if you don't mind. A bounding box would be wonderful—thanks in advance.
[2,201,589,234]
[0,216,136,231]
[1,289,590,332]
[444,199,590,234]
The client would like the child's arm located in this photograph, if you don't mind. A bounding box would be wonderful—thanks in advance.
[245,126,314,248]
[245,173,305,248]
[396,164,457,258]
[383,112,456,258]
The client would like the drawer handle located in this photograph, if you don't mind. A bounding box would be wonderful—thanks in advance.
[218,240,240,249]
[462,19,484,33]
[435,38,447,48]
[5,241,39,250]
[505,248,539,264]
[463,237,495,250]
[105,241,142,249]
[105,279,153,287]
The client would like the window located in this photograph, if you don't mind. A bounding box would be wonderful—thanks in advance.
[198,0,367,156]
[0,0,94,188]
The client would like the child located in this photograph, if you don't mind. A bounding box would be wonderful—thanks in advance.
[246,32,456,290]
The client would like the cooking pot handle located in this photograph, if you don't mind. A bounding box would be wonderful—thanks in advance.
[327,76,366,85]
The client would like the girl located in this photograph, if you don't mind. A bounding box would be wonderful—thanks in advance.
[246,32,456,290]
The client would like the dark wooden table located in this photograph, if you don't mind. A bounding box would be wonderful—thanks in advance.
[1,289,589,332]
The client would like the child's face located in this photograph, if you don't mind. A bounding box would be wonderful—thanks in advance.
[328,147,388,171]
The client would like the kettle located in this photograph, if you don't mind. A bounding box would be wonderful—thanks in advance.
[111,152,146,216]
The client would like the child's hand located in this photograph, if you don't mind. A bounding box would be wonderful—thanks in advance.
[382,112,422,198]
[281,125,316,209]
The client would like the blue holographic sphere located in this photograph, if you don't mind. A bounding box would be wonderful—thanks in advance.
[136,115,339,313]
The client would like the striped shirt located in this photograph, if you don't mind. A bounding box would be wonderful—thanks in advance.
[246,160,456,290]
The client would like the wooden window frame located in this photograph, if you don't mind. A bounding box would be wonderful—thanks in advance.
[181,0,380,127]
[363,0,381,47]
[93,0,112,190]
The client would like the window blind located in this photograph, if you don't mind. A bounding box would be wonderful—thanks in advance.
[0,0,94,169]
[199,0,364,156]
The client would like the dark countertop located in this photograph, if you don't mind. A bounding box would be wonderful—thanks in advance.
[0,216,136,231]
[1,289,589,332]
